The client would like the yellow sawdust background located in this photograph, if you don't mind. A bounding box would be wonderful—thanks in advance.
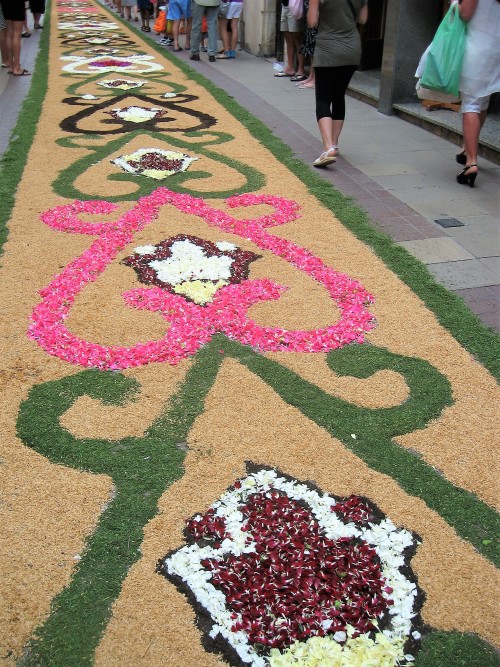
[0,1,498,663]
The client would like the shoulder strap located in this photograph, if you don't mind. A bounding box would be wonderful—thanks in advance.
[345,0,357,22]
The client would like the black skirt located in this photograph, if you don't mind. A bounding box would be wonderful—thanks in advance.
[0,0,26,22]
[29,0,46,14]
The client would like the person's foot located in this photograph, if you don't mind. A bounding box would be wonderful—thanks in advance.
[209,55,216,62]
[22,30,32,37]
[456,164,478,187]
[11,68,31,76]
[313,146,338,168]
[190,53,200,61]
[298,81,315,89]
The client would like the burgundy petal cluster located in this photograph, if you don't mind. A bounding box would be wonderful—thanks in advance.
[199,491,389,650]
[90,58,131,68]
[330,495,375,525]
[127,153,183,173]
[186,508,228,544]
[100,79,142,88]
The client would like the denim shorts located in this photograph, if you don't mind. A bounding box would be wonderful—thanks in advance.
[167,0,192,20]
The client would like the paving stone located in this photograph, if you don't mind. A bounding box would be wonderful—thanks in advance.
[427,260,498,289]
[398,238,475,264]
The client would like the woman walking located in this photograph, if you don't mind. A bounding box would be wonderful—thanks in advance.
[307,0,367,167]
[455,0,500,186]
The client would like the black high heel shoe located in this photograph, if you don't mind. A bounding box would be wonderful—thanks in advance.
[456,150,466,165]
[456,164,478,187]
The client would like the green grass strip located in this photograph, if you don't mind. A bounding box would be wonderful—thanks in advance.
[216,336,499,565]
[416,631,500,667]
[17,346,225,667]
[0,0,51,257]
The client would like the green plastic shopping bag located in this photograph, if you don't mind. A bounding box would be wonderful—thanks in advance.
[420,1,467,97]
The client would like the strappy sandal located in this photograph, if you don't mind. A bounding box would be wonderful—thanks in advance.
[313,146,338,168]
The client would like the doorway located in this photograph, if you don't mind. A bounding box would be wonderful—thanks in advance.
[359,0,388,70]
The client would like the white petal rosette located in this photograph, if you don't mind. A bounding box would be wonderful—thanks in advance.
[111,148,197,181]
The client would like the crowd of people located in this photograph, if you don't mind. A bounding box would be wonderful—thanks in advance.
[0,0,45,76]
[275,0,498,179]
[2,0,498,181]
[107,0,243,62]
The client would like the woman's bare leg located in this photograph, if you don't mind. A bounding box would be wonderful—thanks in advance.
[6,20,26,74]
[230,17,239,51]
[462,109,487,170]
[218,17,229,53]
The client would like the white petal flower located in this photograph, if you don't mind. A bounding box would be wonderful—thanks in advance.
[215,241,238,251]
[149,240,234,284]
[134,245,157,255]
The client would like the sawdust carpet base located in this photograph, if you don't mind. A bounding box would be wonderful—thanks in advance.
[0,0,498,665]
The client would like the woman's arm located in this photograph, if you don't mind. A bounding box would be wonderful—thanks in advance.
[358,3,368,25]
[458,0,478,21]
[307,0,319,28]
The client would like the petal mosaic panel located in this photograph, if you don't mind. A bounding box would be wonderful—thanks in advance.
[0,1,498,666]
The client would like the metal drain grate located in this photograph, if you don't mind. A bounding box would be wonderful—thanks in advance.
[434,218,465,228]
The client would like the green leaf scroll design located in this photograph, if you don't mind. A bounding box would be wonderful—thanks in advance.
[16,338,498,665]
[52,130,266,201]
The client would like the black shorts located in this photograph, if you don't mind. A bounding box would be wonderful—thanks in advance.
[29,0,45,13]
[0,0,26,22]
